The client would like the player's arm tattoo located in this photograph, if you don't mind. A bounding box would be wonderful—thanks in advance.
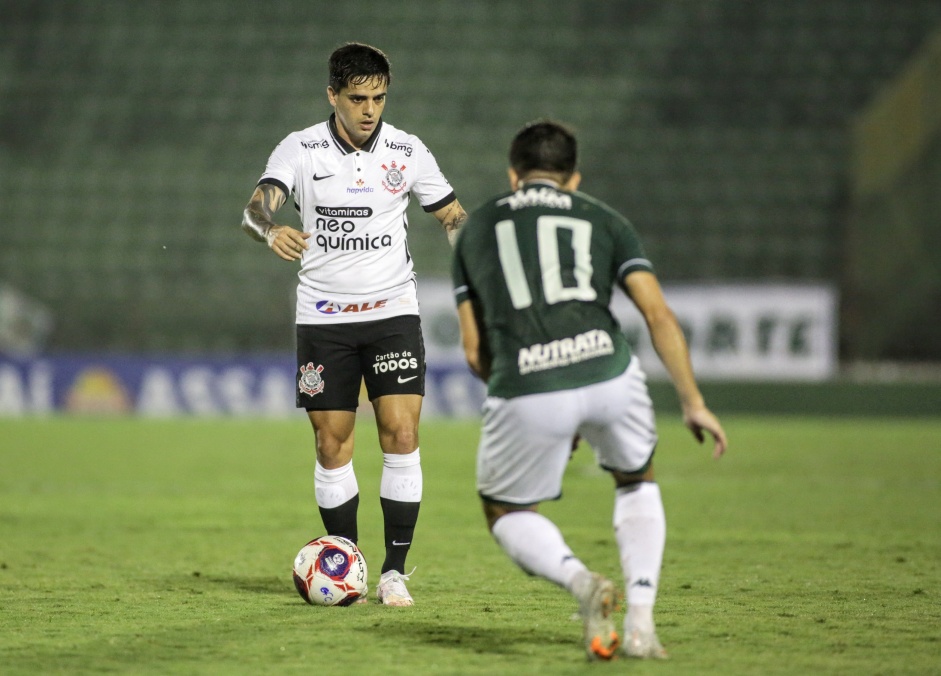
[436,200,468,247]
[241,183,286,243]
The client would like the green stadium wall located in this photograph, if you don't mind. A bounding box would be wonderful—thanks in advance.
[3,2,941,359]
[845,28,941,360]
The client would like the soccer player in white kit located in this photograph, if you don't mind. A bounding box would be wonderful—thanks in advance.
[452,120,727,658]
[241,43,467,606]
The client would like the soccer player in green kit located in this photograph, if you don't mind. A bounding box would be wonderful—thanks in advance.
[451,120,727,661]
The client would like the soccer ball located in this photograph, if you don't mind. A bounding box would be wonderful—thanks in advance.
[292,535,368,606]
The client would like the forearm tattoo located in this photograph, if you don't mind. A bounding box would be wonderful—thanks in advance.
[443,205,467,246]
[445,209,467,234]
[241,184,286,242]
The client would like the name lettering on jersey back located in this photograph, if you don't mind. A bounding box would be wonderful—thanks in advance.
[497,187,573,211]
[517,329,614,375]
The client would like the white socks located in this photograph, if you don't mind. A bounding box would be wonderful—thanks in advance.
[315,450,422,507]
[380,449,423,502]
[614,482,666,632]
[314,460,359,509]
[487,482,665,633]
[315,450,424,508]
[491,510,588,593]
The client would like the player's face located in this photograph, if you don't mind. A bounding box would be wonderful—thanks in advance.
[328,77,387,149]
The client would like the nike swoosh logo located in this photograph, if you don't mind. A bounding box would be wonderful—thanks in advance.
[312,173,334,181]
[392,540,411,546]
[397,375,418,384]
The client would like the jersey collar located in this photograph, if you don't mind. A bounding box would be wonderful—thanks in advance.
[328,113,384,155]
[518,178,562,189]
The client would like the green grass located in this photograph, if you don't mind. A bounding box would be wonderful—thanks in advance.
[1,415,939,674]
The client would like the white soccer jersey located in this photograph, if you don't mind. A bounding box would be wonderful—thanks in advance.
[258,115,456,324]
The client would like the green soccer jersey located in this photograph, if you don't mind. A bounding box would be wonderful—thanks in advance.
[452,180,654,398]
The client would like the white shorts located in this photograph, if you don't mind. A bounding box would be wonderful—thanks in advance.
[476,357,658,505]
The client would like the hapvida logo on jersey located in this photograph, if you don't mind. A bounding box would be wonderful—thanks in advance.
[372,351,419,375]
[346,178,374,195]
[316,299,389,315]
[381,161,407,195]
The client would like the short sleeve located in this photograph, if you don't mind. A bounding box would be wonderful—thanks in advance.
[409,137,456,213]
[258,133,302,196]
[610,212,655,280]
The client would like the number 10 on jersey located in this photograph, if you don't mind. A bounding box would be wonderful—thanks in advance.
[495,216,597,309]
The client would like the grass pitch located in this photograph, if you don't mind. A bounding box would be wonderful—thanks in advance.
[0,415,939,674]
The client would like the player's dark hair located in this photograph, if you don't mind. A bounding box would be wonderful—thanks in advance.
[509,119,578,178]
[328,42,391,92]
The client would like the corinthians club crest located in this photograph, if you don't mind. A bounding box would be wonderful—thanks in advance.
[298,362,325,397]
[381,161,407,194]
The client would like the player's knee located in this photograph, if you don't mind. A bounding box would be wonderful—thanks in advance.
[313,428,354,466]
[482,500,537,532]
[611,464,655,488]
[315,440,347,467]
[379,426,419,455]
[483,504,507,532]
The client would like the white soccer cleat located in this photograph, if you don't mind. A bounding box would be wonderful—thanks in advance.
[622,627,668,659]
[376,569,414,607]
[578,573,620,661]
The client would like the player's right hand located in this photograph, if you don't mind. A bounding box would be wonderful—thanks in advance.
[683,405,728,459]
[266,225,311,261]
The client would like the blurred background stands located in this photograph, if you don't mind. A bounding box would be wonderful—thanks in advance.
[1,0,939,358]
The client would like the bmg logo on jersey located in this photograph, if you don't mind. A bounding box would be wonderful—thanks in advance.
[372,351,419,376]
[383,139,413,157]
[300,139,329,150]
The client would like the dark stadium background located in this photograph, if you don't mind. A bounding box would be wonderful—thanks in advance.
[2,0,939,414]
